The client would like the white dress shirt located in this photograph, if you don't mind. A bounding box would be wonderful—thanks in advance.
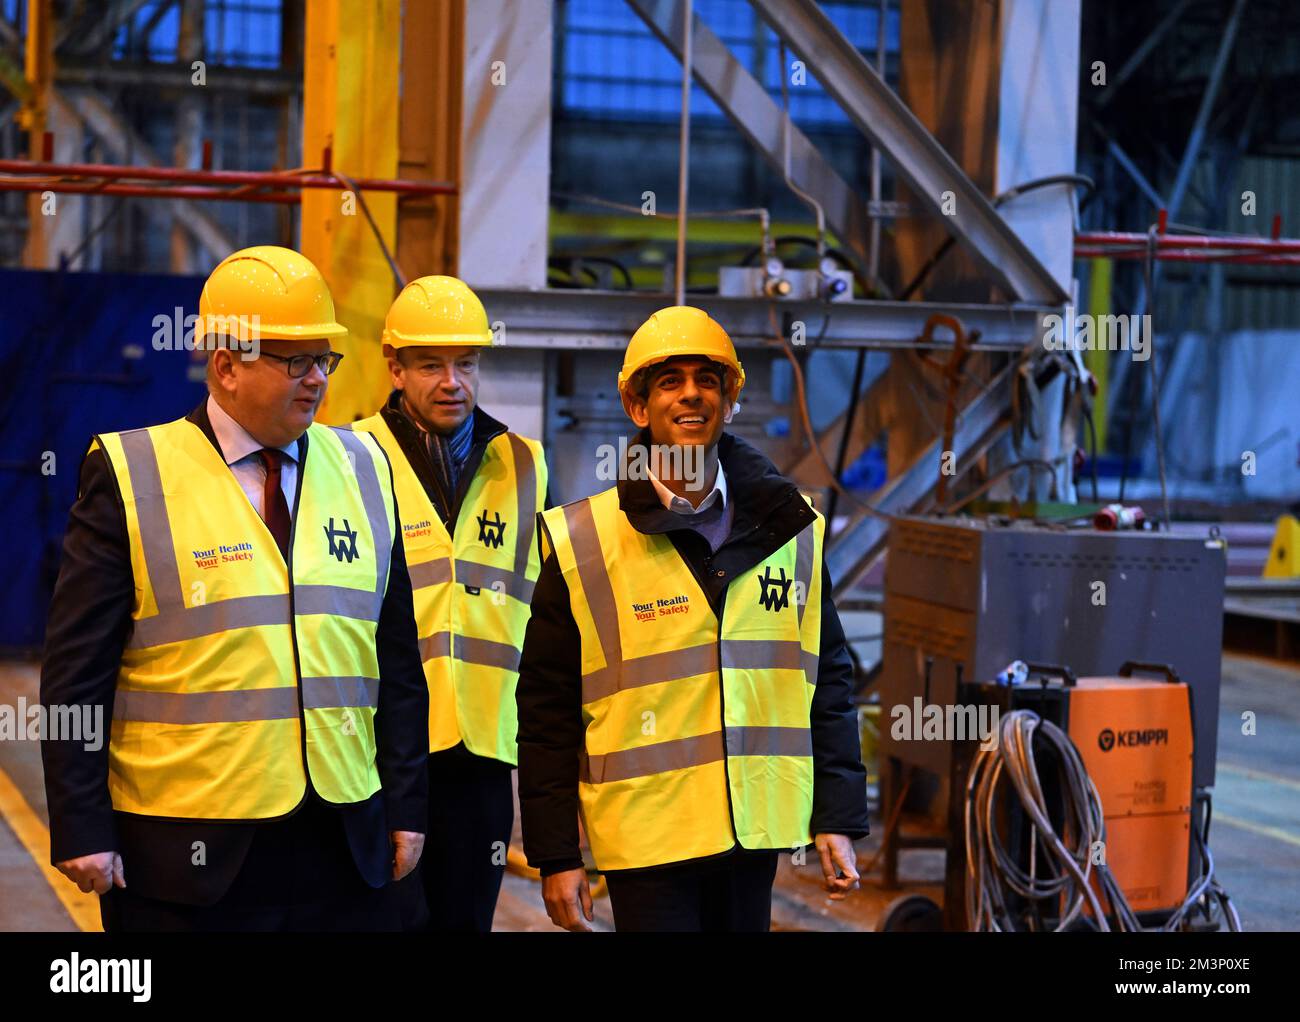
[648,461,727,515]
[205,395,300,521]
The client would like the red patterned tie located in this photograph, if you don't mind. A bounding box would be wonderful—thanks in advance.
[258,448,291,561]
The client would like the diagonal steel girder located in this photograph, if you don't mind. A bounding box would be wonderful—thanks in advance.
[624,0,872,279]
[749,0,1068,305]
[826,357,1020,598]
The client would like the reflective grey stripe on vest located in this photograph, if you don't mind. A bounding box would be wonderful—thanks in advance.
[580,731,723,784]
[579,725,812,784]
[119,428,186,620]
[582,643,718,705]
[724,725,812,758]
[562,499,623,695]
[794,523,813,626]
[301,675,379,710]
[331,426,392,600]
[420,631,452,662]
[419,630,522,673]
[793,524,818,685]
[455,559,535,603]
[720,638,803,672]
[409,557,452,590]
[129,594,290,649]
[295,584,383,622]
[113,687,300,724]
[720,638,816,688]
[507,434,538,586]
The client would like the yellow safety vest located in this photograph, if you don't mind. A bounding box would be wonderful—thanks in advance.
[540,485,823,871]
[351,413,546,764]
[96,416,396,819]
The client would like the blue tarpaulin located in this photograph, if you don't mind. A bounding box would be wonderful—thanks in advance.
[0,267,208,652]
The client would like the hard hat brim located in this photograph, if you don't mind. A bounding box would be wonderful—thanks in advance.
[200,314,348,343]
[256,322,349,340]
[617,351,746,394]
[384,330,494,348]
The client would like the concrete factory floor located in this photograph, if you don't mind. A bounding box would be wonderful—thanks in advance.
[1,652,1296,932]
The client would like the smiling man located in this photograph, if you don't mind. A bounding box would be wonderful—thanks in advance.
[517,305,870,932]
[352,276,547,932]
[40,246,429,931]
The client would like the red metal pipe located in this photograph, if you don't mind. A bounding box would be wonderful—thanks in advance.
[0,179,303,203]
[1075,249,1300,266]
[0,157,455,196]
[1075,230,1300,254]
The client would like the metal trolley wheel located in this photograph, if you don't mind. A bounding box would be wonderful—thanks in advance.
[877,894,943,932]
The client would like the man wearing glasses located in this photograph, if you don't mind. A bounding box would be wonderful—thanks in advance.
[40,246,430,931]
[352,276,548,932]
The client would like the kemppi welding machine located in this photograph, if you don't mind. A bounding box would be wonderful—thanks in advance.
[953,660,1239,931]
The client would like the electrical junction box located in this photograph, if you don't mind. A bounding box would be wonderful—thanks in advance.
[718,266,855,302]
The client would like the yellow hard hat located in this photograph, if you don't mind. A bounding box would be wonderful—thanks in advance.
[198,245,347,344]
[617,305,745,397]
[383,275,493,348]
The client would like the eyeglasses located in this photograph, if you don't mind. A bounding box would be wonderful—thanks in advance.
[260,351,344,378]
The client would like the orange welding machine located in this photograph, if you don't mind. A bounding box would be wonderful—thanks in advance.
[953,660,1231,931]
[1067,663,1194,914]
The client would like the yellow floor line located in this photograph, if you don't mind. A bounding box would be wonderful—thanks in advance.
[1219,761,1300,793]
[1214,811,1300,849]
[0,765,101,931]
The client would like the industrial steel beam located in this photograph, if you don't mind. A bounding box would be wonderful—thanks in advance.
[55,60,299,95]
[66,91,235,259]
[1093,0,1193,109]
[479,288,1052,351]
[748,0,1068,305]
[825,358,1024,597]
[625,0,872,278]
[1166,0,1248,226]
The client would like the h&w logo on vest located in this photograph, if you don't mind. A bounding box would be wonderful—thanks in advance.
[324,517,359,562]
[757,565,792,612]
[477,509,507,549]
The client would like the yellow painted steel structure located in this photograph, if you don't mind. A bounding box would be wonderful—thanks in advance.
[301,0,402,425]
[19,0,52,268]
[1085,257,1112,452]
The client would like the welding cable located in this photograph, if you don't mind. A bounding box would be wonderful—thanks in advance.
[964,709,1138,931]
[768,301,892,520]
[332,170,407,290]
[1162,795,1242,932]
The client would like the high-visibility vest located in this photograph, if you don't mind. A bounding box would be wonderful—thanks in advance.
[95,416,396,819]
[351,412,546,764]
[540,485,823,871]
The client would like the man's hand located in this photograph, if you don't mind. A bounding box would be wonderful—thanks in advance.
[390,830,425,881]
[814,833,860,899]
[542,867,594,932]
[56,851,124,895]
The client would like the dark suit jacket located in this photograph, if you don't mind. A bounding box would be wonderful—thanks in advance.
[40,401,429,906]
